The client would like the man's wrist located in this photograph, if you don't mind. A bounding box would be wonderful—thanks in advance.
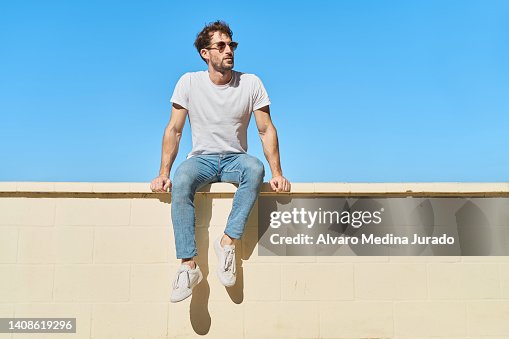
[159,173,169,178]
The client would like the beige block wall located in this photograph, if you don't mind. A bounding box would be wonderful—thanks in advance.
[0,182,508,339]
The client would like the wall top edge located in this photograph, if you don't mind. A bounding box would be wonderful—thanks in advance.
[0,182,508,194]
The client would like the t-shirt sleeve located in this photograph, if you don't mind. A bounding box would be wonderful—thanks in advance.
[252,76,271,111]
[170,73,190,109]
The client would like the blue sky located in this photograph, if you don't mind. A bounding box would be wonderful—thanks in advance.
[1,0,508,182]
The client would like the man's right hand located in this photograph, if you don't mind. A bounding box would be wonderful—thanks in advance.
[150,175,172,192]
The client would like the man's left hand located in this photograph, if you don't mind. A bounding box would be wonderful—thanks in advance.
[269,175,291,192]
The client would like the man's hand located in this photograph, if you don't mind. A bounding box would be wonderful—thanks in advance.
[269,175,291,192]
[150,175,172,192]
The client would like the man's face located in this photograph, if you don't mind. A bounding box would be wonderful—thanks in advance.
[204,31,234,72]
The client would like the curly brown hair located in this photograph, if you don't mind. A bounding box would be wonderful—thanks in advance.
[194,20,233,63]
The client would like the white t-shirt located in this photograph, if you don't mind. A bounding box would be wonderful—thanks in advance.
[170,70,271,158]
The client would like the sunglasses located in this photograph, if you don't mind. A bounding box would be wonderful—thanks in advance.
[205,41,238,52]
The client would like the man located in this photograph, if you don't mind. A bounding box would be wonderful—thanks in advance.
[150,21,290,303]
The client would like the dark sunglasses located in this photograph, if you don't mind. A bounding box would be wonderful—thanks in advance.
[205,41,238,52]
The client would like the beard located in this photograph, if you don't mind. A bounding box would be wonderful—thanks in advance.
[211,56,234,73]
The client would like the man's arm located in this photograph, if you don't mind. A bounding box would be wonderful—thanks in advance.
[253,105,291,192]
[150,103,188,192]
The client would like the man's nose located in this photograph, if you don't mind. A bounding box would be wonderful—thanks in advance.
[224,44,234,54]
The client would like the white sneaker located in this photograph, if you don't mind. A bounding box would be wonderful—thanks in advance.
[214,236,236,287]
[170,264,203,303]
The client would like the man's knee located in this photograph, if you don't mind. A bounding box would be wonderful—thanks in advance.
[243,157,265,183]
[173,173,193,190]
[173,165,198,196]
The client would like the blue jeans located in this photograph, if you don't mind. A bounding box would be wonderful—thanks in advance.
[171,153,265,259]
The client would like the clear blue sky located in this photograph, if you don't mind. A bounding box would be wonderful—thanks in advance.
[1,0,508,182]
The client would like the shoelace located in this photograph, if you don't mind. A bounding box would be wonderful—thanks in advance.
[173,270,190,289]
[223,248,236,274]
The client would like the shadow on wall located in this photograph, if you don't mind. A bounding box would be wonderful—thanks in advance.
[456,200,492,255]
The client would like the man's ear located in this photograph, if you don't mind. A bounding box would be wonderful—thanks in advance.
[200,48,209,63]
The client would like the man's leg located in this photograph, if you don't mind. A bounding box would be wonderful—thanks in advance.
[170,155,220,302]
[171,155,219,260]
[219,153,265,241]
[211,153,264,287]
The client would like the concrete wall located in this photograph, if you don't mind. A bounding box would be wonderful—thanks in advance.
[0,182,508,339]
